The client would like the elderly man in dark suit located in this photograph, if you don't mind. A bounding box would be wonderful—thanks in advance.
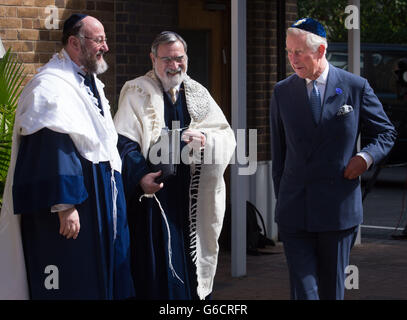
[270,18,396,300]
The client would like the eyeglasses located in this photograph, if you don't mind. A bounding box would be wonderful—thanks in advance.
[157,55,186,64]
[79,35,108,45]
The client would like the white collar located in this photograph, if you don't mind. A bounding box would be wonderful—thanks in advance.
[60,48,87,76]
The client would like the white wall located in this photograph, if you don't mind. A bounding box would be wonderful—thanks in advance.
[0,37,6,58]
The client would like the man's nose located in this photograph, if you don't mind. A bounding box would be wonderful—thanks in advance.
[168,60,178,69]
[101,42,109,52]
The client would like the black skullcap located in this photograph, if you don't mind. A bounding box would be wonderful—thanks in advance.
[63,13,88,35]
[291,17,326,38]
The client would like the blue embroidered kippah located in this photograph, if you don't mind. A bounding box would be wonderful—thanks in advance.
[291,18,326,38]
[63,13,88,34]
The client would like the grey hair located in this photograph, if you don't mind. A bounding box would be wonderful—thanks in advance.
[151,31,187,56]
[287,27,328,54]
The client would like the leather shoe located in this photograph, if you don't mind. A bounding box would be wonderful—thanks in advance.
[391,233,407,240]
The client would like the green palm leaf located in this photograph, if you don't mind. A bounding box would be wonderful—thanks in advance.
[0,48,26,205]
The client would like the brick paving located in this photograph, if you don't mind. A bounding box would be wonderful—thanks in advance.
[212,240,407,300]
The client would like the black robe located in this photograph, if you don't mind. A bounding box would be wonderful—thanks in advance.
[118,86,202,299]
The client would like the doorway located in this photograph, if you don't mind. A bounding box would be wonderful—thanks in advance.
[178,0,232,249]
[178,0,231,121]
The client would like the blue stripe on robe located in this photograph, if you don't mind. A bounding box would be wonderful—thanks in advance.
[12,128,135,300]
[118,85,205,300]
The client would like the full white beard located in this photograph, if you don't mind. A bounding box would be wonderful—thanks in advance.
[155,66,187,92]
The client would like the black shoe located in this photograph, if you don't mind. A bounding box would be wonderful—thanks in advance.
[391,233,407,240]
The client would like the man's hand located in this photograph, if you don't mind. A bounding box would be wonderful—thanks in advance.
[181,129,206,148]
[344,155,368,180]
[58,207,80,240]
[140,171,164,194]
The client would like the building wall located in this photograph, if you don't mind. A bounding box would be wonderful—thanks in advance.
[246,0,297,162]
[114,0,178,109]
[0,0,117,107]
[0,0,179,111]
[1,0,297,154]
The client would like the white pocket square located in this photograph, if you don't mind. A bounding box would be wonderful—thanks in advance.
[337,104,353,116]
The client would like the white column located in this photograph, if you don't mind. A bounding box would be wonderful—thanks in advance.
[348,0,360,76]
[268,161,278,241]
[0,37,6,58]
[231,0,248,277]
[348,0,362,245]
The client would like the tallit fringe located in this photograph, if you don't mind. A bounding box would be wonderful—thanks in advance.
[188,150,204,268]
[110,169,118,240]
[139,193,184,284]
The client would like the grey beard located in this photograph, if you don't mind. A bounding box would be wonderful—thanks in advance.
[83,56,108,75]
[154,67,186,92]
[94,58,108,74]
[80,46,108,75]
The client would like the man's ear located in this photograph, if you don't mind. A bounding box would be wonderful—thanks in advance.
[150,52,156,66]
[318,44,326,58]
[68,35,81,52]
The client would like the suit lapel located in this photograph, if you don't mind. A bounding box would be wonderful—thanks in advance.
[308,65,345,155]
[321,65,345,123]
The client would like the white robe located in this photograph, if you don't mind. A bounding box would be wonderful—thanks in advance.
[0,50,121,299]
[114,70,236,299]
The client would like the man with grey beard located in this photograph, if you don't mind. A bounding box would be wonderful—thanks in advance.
[114,31,235,300]
[0,14,134,299]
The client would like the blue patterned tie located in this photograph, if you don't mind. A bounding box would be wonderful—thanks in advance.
[310,80,321,124]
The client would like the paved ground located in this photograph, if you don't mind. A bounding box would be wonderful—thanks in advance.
[213,240,407,300]
[212,167,407,300]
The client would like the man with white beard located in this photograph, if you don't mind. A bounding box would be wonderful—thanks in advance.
[0,14,134,299]
[114,31,236,300]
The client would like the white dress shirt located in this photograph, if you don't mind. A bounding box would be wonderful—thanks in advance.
[305,63,329,103]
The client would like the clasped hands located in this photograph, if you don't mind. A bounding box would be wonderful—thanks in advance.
[140,129,206,194]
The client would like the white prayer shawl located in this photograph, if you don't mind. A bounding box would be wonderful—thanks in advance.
[114,71,236,299]
[0,49,121,299]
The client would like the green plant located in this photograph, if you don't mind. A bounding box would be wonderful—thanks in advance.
[0,48,26,204]
[297,0,407,43]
